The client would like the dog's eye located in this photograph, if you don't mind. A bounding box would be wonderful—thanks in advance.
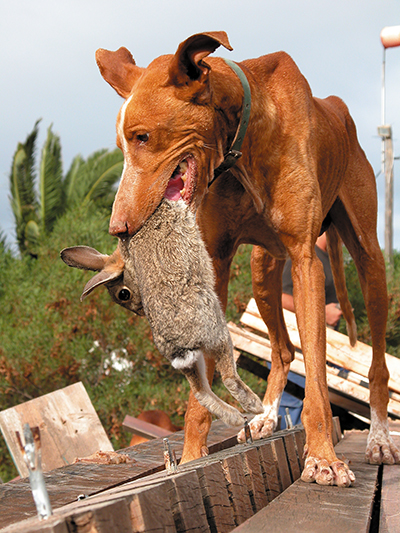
[118,288,132,301]
[137,133,149,143]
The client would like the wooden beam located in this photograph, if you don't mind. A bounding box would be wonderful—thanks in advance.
[122,415,173,440]
[241,298,400,395]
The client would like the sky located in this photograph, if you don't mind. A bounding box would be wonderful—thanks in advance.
[1,0,399,251]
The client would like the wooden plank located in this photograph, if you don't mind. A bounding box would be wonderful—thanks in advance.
[293,430,306,470]
[66,499,133,533]
[128,483,176,533]
[196,461,236,533]
[231,431,380,533]
[229,321,400,419]
[240,447,269,512]
[379,423,400,533]
[0,419,240,530]
[243,298,400,395]
[1,427,307,533]
[122,415,173,440]
[282,433,301,482]
[271,438,292,491]
[255,440,282,502]
[0,516,70,533]
[0,383,113,477]
[167,470,210,533]
[221,454,253,526]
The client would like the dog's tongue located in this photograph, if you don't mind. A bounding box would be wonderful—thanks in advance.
[164,175,184,201]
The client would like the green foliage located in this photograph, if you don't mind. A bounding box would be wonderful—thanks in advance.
[1,198,399,483]
[8,121,123,256]
[9,120,40,254]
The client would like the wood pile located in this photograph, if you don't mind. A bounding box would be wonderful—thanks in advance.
[228,298,400,420]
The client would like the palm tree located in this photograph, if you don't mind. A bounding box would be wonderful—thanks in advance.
[9,121,123,255]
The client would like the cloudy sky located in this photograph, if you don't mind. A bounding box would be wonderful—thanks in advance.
[1,0,399,250]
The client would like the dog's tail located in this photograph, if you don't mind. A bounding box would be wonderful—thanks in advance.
[326,224,357,346]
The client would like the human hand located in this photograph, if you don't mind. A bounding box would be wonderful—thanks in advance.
[325,302,342,327]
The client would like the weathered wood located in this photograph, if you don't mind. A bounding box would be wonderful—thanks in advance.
[379,423,400,533]
[0,382,113,477]
[67,499,133,533]
[231,431,380,533]
[243,298,400,395]
[167,470,209,533]
[240,447,269,512]
[0,420,239,530]
[271,437,292,491]
[0,517,69,533]
[122,415,174,440]
[129,483,176,533]
[229,320,400,420]
[332,415,342,445]
[196,461,236,533]
[282,433,301,482]
[221,454,253,526]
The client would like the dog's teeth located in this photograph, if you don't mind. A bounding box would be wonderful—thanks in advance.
[180,188,186,197]
[179,161,188,173]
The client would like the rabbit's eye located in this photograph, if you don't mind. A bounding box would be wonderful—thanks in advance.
[118,288,131,301]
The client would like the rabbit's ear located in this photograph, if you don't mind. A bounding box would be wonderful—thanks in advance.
[61,246,109,271]
[81,269,123,301]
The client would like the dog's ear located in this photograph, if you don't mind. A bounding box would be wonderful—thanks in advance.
[96,47,143,99]
[168,32,233,102]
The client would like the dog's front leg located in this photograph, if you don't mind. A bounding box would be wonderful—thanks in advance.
[180,248,234,463]
[238,247,295,442]
[292,245,355,487]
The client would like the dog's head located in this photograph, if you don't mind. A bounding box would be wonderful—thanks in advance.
[96,32,234,237]
[60,245,144,315]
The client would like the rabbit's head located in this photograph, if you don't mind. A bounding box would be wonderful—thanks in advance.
[60,245,144,315]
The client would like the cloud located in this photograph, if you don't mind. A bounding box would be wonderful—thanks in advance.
[1,0,399,248]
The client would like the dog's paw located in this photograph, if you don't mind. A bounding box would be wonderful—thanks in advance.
[237,411,276,443]
[301,457,355,487]
[365,433,400,465]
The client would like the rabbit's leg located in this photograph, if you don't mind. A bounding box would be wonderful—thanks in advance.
[216,338,264,415]
[179,351,245,427]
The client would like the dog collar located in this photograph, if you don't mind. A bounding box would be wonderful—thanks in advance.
[208,58,252,187]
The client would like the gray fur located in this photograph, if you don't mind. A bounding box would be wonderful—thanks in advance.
[61,199,263,426]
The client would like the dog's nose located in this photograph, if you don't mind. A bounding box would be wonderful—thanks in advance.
[109,220,131,237]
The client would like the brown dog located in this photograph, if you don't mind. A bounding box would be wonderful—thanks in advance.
[95,31,400,486]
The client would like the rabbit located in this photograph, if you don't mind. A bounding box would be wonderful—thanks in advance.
[61,199,263,427]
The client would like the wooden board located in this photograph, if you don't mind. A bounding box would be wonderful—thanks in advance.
[242,298,400,395]
[0,382,113,477]
[0,419,241,530]
[231,431,382,533]
[122,414,173,440]
[228,321,400,420]
[379,421,400,533]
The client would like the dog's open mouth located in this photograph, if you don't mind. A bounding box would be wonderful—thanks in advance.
[164,156,196,204]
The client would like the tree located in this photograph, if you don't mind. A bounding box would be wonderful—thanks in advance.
[9,121,123,255]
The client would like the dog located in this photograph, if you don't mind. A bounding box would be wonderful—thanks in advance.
[94,32,400,486]
[61,199,263,427]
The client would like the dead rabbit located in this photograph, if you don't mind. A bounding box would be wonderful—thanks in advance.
[61,199,263,426]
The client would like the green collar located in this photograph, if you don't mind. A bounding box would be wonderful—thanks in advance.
[209,58,252,187]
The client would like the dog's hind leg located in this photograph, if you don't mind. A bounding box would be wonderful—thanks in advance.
[238,247,295,442]
[178,351,245,427]
[215,337,264,414]
[331,184,400,466]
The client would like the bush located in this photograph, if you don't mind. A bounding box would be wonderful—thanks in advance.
[0,213,260,482]
[1,214,398,483]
